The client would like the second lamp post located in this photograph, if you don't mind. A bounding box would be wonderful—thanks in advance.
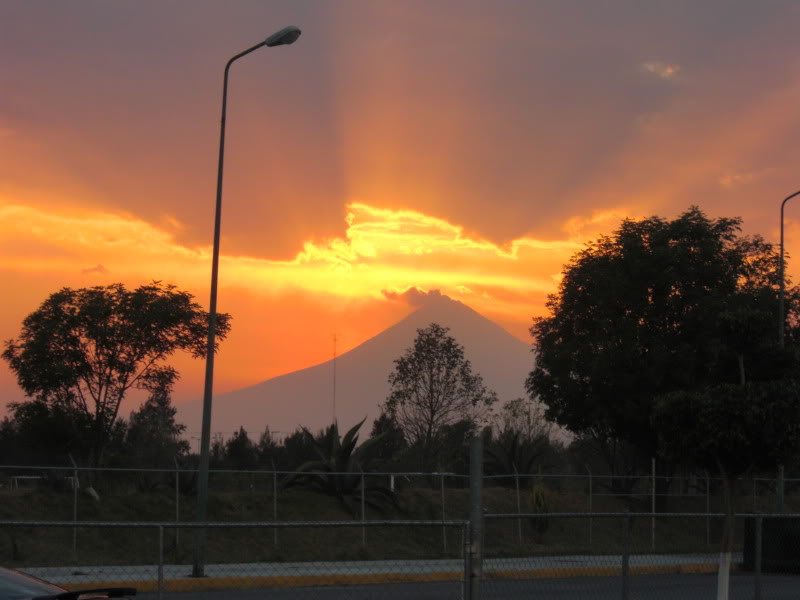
[779,190,800,349]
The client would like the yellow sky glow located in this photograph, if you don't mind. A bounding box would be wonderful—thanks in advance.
[4,195,799,403]
[0,199,617,308]
[0,197,633,396]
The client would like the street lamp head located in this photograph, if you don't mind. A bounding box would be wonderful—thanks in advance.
[265,26,302,47]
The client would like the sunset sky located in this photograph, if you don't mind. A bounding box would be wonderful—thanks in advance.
[4,1,800,418]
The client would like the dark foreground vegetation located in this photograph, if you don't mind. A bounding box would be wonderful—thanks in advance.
[3,480,785,568]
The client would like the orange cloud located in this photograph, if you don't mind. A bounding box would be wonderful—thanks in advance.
[0,199,595,302]
[5,197,798,413]
[0,197,621,368]
[0,197,643,404]
[642,61,681,81]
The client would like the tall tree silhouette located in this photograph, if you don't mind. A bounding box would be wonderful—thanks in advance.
[383,323,496,471]
[528,206,800,478]
[3,282,230,467]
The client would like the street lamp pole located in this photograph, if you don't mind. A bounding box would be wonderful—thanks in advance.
[779,190,800,350]
[193,26,301,578]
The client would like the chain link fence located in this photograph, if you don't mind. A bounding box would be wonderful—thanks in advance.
[4,514,800,599]
[2,519,469,599]
[483,513,800,600]
[3,464,798,527]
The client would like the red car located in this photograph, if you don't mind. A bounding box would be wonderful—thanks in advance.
[0,567,135,600]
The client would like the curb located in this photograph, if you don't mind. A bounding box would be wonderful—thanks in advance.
[484,562,723,580]
[60,562,728,592]
[62,572,461,593]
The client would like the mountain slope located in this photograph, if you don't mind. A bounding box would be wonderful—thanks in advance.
[180,294,534,438]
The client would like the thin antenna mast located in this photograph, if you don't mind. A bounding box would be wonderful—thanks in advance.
[332,332,337,425]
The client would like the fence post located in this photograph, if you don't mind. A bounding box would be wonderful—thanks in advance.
[621,511,631,600]
[776,465,785,513]
[513,465,522,547]
[586,465,593,547]
[157,525,164,600]
[705,472,710,548]
[468,436,483,600]
[755,515,762,600]
[174,457,180,551]
[68,455,78,561]
[271,459,278,549]
[441,472,447,554]
[651,457,656,551]
[361,470,366,549]
[463,522,472,600]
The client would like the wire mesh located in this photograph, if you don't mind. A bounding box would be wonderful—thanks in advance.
[482,513,800,600]
[3,465,800,522]
[1,520,468,599]
[5,505,800,598]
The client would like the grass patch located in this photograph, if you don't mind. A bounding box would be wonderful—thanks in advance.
[0,483,758,568]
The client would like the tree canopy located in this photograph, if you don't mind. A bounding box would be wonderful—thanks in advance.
[527,207,800,471]
[125,378,189,468]
[2,281,230,466]
[653,381,800,482]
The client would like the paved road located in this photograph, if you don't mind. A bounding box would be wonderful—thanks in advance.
[134,573,800,600]
[28,553,800,599]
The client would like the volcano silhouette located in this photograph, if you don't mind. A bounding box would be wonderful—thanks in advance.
[181,293,534,439]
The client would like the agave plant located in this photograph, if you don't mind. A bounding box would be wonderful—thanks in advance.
[281,418,395,513]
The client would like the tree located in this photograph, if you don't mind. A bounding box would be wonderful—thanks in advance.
[210,433,226,467]
[433,418,478,474]
[495,397,553,442]
[2,282,230,467]
[383,323,497,472]
[281,426,335,470]
[125,377,189,469]
[653,381,800,600]
[369,411,407,469]
[527,207,799,480]
[485,397,559,485]
[224,426,258,470]
[0,400,92,465]
[124,382,188,491]
[0,417,14,464]
[256,426,281,467]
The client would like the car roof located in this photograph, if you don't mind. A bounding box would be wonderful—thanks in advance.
[0,566,65,599]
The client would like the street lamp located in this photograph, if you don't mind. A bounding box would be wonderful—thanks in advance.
[193,25,302,578]
[779,190,800,350]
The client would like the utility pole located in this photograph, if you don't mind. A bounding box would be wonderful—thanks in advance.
[468,436,483,600]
